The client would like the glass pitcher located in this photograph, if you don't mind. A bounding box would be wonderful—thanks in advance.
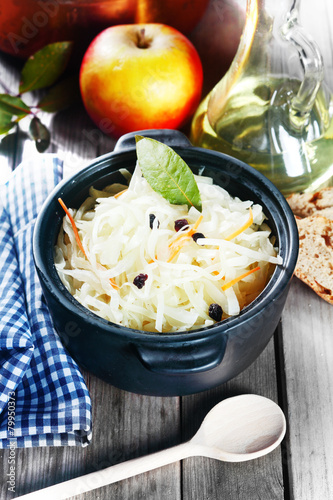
[190,0,333,195]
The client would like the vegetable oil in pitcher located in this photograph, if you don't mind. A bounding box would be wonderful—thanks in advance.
[191,0,333,196]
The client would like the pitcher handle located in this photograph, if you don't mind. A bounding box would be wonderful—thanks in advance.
[280,6,324,130]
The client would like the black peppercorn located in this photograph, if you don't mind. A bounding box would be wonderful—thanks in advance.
[208,303,223,322]
[174,218,189,232]
[133,273,148,289]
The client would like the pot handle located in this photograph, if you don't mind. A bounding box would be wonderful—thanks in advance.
[114,129,192,152]
[134,335,227,375]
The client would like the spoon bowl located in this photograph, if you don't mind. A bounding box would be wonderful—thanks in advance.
[16,394,286,499]
[189,394,286,462]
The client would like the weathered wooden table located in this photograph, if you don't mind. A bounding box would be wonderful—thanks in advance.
[1,1,333,498]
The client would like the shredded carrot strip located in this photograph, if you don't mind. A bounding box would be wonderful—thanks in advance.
[169,214,204,249]
[169,234,191,250]
[58,198,87,259]
[167,245,182,263]
[221,266,260,291]
[114,188,128,199]
[190,214,204,233]
[109,278,119,289]
[225,207,253,241]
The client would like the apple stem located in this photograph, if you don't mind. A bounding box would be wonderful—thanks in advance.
[137,28,150,49]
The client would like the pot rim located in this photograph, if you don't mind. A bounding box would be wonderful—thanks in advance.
[33,143,299,344]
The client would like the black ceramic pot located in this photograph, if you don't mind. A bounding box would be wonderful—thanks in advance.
[33,129,298,396]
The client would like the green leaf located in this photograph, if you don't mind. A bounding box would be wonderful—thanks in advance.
[0,94,30,117]
[19,41,73,94]
[29,116,51,152]
[37,75,79,112]
[0,94,30,135]
[136,136,202,212]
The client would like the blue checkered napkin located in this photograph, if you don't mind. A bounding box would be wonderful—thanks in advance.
[0,155,92,448]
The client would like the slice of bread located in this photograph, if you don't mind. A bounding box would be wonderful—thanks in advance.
[287,187,333,218]
[313,207,333,220]
[295,215,333,304]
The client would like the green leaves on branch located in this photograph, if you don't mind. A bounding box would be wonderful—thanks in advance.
[135,136,202,212]
[0,94,30,134]
[0,41,76,152]
[19,41,73,93]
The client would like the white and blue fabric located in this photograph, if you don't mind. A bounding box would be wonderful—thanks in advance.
[0,155,92,448]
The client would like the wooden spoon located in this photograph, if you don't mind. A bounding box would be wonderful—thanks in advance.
[16,394,286,500]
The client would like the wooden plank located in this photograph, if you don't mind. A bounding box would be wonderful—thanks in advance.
[50,107,116,178]
[280,278,333,500]
[181,336,285,500]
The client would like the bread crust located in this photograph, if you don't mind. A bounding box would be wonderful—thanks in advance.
[287,188,333,219]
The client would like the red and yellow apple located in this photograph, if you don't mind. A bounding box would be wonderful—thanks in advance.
[79,23,203,137]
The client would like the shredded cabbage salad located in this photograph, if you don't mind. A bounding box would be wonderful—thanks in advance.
[54,164,282,333]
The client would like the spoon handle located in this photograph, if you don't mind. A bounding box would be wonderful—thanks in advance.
[15,441,194,500]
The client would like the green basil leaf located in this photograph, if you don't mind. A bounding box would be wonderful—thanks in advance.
[136,136,202,212]
[29,116,51,152]
[37,75,79,112]
[19,41,73,94]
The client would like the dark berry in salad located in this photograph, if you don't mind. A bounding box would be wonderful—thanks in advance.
[174,218,189,232]
[149,214,160,229]
[192,232,205,243]
[133,273,148,289]
[208,303,223,322]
